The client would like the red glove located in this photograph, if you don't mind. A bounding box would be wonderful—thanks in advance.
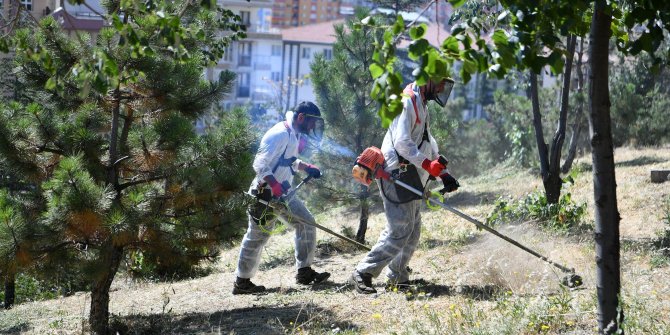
[422,158,446,177]
[264,175,286,197]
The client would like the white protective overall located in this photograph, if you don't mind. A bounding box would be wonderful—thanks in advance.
[355,83,445,283]
[235,111,317,279]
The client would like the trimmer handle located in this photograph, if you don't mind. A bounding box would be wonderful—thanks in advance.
[437,155,449,167]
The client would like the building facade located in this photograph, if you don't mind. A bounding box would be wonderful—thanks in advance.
[272,0,346,28]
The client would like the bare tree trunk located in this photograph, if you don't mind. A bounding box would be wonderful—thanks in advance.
[4,274,15,309]
[562,37,587,174]
[542,34,577,203]
[89,245,123,335]
[530,72,561,204]
[589,2,623,333]
[356,185,369,243]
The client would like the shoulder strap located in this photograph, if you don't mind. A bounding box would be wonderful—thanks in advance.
[271,122,297,175]
[403,83,421,125]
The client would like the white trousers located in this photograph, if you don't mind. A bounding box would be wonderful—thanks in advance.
[235,196,317,279]
[355,182,423,283]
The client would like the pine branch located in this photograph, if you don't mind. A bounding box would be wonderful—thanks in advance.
[118,174,167,190]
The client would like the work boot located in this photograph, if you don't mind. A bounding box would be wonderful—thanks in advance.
[349,270,376,294]
[295,267,331,285]
[232,277,266,295]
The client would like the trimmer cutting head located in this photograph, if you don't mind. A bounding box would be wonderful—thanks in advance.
[561,273,583,288]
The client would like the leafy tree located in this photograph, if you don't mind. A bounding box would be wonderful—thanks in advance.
[0,1,252,333]
[360,0,670,332]
[310,11,387,243]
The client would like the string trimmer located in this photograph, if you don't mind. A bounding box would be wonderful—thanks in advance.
[351,147,583,288]
[248,176,371,251]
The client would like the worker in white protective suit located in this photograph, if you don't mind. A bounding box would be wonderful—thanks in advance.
[350,78,460,294]
[233,101,331,295]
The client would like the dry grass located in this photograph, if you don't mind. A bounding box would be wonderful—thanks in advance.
[1,147,669,334]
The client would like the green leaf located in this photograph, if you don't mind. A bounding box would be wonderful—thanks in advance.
[409,24,427,40]
[547,51,564,75]
[45,77,57,90]
[369,63,384,79]
[408,39,429,60]
[392,16,405,35]
[442,36,460,55]
[448,0,466,8]
[492,29,508,46]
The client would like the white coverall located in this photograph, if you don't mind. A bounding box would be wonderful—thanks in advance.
[355,82,444,283]
[236,111,317,279]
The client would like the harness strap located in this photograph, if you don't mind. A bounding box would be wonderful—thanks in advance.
[397,83,429,165]
[271,121,297,175]
[403,83,421,125]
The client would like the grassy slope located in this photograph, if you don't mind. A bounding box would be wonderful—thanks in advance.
[1,147,669,334]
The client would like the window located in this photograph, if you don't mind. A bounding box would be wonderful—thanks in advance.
[271,72,281,82]
[311,5,316,10]
[238,42,252,66]
[239,11,250,25]
[301,48,311,59]
[271,45,282,56]
[223,44,233,62]
[323,49,333,60]
[237,73,250,98]
[20,0,31,11]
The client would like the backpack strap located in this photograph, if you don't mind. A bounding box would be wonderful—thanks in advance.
[271,122,297,175]
[396,83,428,165]
[403,83,421,125]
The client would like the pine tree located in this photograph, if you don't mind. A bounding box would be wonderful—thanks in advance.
[310,11,390,243]
[0,1,251,333]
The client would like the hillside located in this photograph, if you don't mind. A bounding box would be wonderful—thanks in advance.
[1,147,669,334]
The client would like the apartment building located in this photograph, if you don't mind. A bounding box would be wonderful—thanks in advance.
[280,19,338,111]
[272,0,345,28]
[205,0,283,126]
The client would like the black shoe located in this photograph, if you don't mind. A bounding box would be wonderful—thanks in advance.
[296,267,331,285]
[349,270,377,294]
[232,277,266,295]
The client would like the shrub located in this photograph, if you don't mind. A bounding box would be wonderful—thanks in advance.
[487,188,587,231]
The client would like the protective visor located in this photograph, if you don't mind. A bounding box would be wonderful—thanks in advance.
[434,78,455,107]
[305,114,324,141]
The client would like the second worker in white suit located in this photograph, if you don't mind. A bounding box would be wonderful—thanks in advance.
[233,101,330,295]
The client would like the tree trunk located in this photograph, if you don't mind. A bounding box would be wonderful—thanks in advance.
[355,185,369,243]
[543,34,577,203]
[4,274,15,309]
[89,245,123,335]
[589,2,623,334]
[529,73,557,198]
[562,38,586,174]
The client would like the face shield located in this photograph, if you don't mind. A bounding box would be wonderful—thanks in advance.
[299,114,324,154]
[433,78,455,107]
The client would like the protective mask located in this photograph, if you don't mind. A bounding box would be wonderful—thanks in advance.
[434,78,454,107]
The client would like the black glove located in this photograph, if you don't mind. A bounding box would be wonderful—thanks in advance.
[440,173,460,194]
[303,163,322,179]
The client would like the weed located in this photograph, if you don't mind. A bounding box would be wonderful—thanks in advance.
[486,188,587,232]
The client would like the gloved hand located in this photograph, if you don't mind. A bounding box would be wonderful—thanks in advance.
[264,175,289,198]
[440,173,460,193]
[422,158,446,177]
[303,163,322,179]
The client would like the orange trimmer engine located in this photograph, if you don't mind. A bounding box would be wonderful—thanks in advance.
[352,146,387,186]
